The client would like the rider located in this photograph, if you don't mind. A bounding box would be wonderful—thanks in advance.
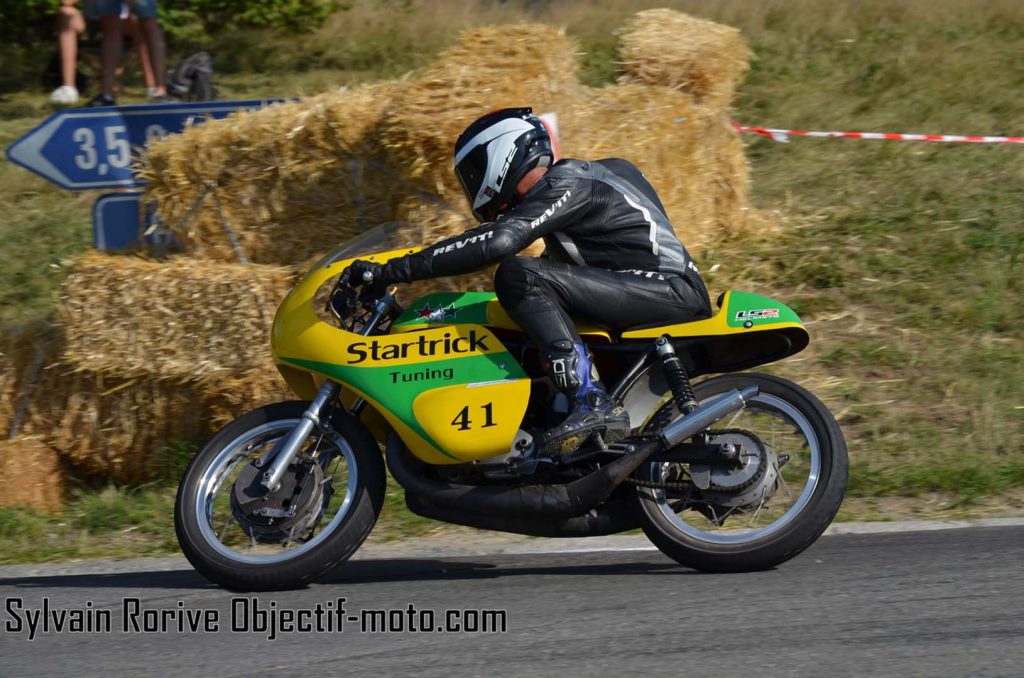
[341,107,712,455]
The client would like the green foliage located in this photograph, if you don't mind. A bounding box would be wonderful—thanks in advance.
[0,0,346,46]
[160,0,348,43]
[0,0,56,43]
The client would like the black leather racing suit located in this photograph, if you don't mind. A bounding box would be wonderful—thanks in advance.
[379,158,713,350]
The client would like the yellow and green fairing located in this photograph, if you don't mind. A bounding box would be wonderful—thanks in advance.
[271,246,534,465]
[272,239,809,465]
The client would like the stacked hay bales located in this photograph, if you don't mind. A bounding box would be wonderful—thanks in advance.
[382,24,579,204]
[59,253,292,381]
[143,10,757,270]
[617,8,754,236]
[141,82,401,265]
[23,253,296,484]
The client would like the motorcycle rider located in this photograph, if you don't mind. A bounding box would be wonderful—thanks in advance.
[341,108,712,455]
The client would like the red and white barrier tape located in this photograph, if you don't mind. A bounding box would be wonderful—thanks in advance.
[732,121,1024,145]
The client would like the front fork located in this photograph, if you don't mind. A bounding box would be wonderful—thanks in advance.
[260,289,397,492]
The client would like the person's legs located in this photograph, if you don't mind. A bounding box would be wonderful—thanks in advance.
[130,1,167,96]
[122,13,156,92]
[58,4,86,88]
[97,12,123,101]
[494,257,710,350]
[50,3,86,104]
[495,257,711,454]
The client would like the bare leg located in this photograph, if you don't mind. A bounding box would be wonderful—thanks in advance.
[138,17,167,95]
[98,13,123,99]
[123,14,156,90]
[57,5,86,88]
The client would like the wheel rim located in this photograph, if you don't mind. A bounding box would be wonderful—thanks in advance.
[649,392,821,545]
[193,420,359,565]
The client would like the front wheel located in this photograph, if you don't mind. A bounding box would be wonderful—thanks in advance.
[635,373,848,572]
[174,401,386,590]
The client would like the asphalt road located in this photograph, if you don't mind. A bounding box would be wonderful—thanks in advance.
[1,524,1022,677]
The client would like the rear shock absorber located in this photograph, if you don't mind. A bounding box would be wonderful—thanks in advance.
[655,335,698,416]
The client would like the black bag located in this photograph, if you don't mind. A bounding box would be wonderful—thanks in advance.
[167,50,217,101]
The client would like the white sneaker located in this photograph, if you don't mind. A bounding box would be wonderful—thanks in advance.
[49,85,79,105]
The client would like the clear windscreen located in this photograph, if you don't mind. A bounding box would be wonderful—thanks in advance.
[309,221,423,271]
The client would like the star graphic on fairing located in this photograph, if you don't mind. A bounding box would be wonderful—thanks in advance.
[426,303,459,323]
[415,303,435,319]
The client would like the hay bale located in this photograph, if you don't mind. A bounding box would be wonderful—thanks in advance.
[0,323,61,440]
[390,84,750,253]
[59,252,294,382]
[382,24,580,201]
[18,362,207,483]
[618,8,753,109]
[141,83,402,264]
[18,361,289,484]
[0,437,67,512]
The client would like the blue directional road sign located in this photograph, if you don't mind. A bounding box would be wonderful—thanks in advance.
[92,191,153,251]
[5,100,282,190]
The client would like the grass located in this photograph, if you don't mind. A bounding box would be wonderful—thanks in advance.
[0,0,1022,561]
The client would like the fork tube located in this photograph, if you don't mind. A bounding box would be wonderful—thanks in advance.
[260,381,339,491]
[260,290,397,491]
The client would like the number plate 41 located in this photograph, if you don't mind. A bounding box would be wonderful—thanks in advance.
[412,380,531,461]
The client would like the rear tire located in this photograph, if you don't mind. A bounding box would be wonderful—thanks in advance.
[174,401,385,591]
[636,373,847,572]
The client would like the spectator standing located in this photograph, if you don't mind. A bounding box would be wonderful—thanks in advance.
[85,0,170,106]
[49,0,86,104]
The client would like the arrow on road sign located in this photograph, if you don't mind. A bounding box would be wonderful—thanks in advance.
[5,100,282,190]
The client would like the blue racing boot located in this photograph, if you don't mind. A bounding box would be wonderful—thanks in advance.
[538,341,632,455]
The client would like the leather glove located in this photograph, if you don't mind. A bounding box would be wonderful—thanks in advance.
[341,259,390,290]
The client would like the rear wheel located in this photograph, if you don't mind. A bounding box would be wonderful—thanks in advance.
[635,373,847,572]
[174,401,385,590]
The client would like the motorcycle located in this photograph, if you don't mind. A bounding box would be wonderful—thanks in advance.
[174,222,848,590]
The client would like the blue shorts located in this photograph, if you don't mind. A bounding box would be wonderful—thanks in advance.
[82,1,158,20]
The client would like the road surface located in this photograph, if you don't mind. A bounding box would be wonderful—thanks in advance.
[1,523,1022,677]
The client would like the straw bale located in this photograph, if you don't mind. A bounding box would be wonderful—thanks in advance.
[382,24,580,200]
[141,82,402,264]
[0,323,62,440]
[0,437,67,512]
[618,9,753,109]
[59,252,294,382]
[18,362,286,484]
[16,362,208,483]
[202,372,294,430]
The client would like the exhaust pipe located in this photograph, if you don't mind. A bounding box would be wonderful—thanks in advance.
[660,386,759,447]
[385,386,758,519]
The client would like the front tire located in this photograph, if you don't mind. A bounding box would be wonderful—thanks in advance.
[636,373,847,572]
[174,401,385,591]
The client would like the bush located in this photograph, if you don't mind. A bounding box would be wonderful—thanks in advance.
[0,0,347,45]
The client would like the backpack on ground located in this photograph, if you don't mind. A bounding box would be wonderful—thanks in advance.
[167,51,217,101]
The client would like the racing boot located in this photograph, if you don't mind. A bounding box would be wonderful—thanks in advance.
[538,341,632,455]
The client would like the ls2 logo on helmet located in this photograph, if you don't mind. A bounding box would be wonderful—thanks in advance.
[495,144,518,189]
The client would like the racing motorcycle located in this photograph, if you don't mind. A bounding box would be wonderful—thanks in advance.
[175,222,848,590]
